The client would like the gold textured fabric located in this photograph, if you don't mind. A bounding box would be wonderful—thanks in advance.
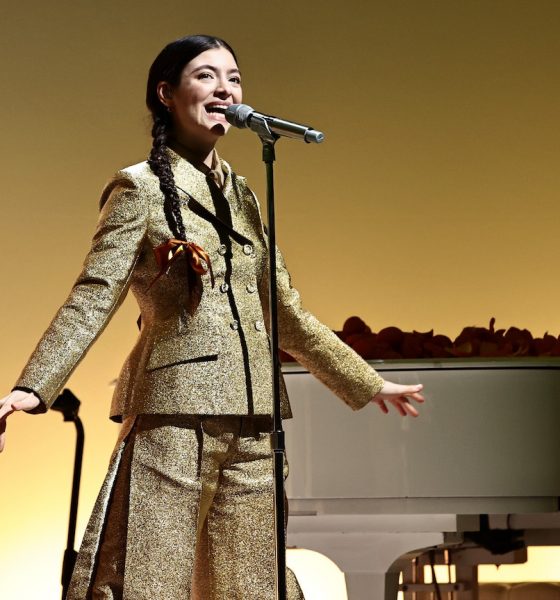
[15,148,384,419]
[68,415,304,600]
[15,147,384,597]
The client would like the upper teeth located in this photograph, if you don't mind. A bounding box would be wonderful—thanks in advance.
[208,105,228,112]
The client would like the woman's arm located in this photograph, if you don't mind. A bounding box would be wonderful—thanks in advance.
[240,181,424,415]
[264,246,424,414]
[2,173,148,451]
[6,173,148,413]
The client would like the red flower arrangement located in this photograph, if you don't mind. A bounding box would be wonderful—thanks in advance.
[279,317,560,362]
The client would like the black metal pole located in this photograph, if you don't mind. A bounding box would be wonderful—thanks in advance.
[61,416,84,599]
[258,130,287,600]
[51,389,84,600]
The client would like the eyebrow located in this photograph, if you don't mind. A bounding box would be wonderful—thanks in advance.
[191,64,241,75]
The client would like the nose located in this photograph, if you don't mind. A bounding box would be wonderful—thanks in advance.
[214,76,233,99]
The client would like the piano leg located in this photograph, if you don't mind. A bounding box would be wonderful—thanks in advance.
[288,526,446,600]
[345,571,400,600]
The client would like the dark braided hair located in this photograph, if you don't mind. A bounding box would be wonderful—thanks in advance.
[146,35,238,240]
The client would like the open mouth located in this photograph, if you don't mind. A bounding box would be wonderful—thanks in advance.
[206,104,228,115]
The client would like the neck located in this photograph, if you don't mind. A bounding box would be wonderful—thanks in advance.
[170,135,216,168]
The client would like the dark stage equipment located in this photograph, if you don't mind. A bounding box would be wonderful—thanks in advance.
[51,389,84,600]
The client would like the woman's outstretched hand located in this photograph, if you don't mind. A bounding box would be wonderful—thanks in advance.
[0,390,41,452]
[371,381,424,417]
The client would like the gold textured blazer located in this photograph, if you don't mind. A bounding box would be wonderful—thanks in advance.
[15,148,384,421]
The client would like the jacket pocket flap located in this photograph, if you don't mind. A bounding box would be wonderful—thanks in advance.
[146,332,221,371]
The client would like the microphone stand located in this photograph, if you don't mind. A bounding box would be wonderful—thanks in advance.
[51,389,84,600]
[253,118,286,600]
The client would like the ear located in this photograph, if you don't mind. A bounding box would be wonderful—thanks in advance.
[156,82,174,109]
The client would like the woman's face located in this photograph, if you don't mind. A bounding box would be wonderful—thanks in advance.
[159,47,242,148]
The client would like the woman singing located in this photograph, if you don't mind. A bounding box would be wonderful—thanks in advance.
[0,35,424,599]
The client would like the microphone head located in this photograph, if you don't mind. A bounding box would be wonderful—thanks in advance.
[225,104,254,128]
[304,129,325,144]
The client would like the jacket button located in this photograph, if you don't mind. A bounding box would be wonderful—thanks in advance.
[243,244,254,256]
[218,244,227,256]
[255,320,264,331]
[230,320,239,331]
[220,282,229,293]
[246,283,257,294]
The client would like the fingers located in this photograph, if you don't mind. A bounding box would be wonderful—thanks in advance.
[405,385,425,403]
[377,396,418,417]
[395,397,419,417]
[391,399,407,417]
[0,402,13,453]
[375,399,389,414]
[0,391,41,453]
[0,420,6,453]
[3,391,41,413]
[0,402,13,420]
[407,384,423,392]
[383,382,425,403]
[407,391,425,404]
[371,381,425,417]
[380,381,423,396]
[401,384,423,398]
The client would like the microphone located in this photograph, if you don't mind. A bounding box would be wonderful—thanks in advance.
[223,104,324,144]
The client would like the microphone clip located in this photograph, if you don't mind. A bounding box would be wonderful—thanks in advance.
[250,114,279,146]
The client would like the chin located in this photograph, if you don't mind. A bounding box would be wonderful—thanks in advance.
[210,123,228,137]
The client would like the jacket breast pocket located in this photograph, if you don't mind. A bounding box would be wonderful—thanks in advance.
[146,330,222,372]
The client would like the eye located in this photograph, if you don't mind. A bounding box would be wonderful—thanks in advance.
[229,75,242,85]
[197,72,214,80]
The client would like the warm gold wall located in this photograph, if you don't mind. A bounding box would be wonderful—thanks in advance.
[2,1,560,598]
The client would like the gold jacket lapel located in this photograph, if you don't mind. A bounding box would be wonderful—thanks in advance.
[167,148,255,246]
[226,167,261,240]
[168,147,217,216]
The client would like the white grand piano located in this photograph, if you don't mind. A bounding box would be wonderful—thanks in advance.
[283,359,560,599]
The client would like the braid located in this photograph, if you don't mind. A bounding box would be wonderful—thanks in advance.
[145,35,238,240]
[144,35,239,310]
[147,114,188,241]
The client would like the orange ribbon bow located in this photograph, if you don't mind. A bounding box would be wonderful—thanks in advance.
[149,238,215,290]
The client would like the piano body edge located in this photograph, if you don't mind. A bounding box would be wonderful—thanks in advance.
[283,359,560,600]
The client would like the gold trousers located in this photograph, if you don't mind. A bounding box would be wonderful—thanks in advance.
[68,415,304,600]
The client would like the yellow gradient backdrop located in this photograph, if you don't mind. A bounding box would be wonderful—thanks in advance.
[1,1,560,598]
